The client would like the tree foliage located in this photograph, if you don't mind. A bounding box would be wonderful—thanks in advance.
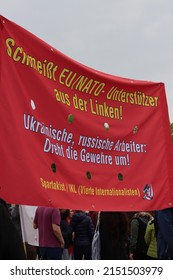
[171,123,173,134]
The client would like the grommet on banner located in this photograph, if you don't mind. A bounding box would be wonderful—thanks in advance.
[86,171,92,180]
[118,173,123,181]
[68,114,74,123]
[51,163,56,173]
[31,99,36,110]
[104,122,109,130]
[133,125,138,134]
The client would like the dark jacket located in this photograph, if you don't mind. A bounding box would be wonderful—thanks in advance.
[156,208,173,259]
[60,220,72,248]
[0,203,26,260]
[99,212,128,260]
[70,211,94,245]
[130,217,148,255]
[11,205,22,240]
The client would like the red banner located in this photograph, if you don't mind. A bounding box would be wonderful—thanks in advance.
[0,15,173,211]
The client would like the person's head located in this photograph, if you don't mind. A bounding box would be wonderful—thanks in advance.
[0,199,11,223]
[69,209,75,217]
[60,209,70,220]
[0,198,10,215]
[0,198,8,208]
[133,211,153,221]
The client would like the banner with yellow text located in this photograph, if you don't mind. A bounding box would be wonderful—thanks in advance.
[0,15,173,211]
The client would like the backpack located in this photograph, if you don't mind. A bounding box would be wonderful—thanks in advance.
[91,212,101,260]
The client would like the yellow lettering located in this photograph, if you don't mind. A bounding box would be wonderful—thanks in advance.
[6,38,15,57]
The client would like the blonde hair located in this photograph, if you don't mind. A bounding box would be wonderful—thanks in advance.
[133,211,153,221]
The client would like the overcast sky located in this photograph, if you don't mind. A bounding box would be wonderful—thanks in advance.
[1,0,173,123]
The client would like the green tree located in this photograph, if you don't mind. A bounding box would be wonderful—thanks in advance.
[171,123,173,143]
[171,123,173,135]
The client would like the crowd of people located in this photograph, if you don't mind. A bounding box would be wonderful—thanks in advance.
[0,197,173,260]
